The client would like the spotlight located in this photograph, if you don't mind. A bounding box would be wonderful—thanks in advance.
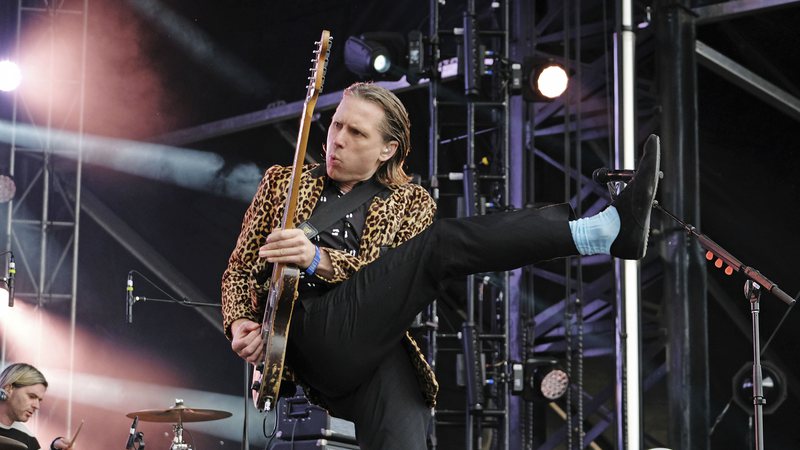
[0,174,16,203]
[522,58,569,101]
[536,64,569,99]
[344,32,424,82]
[732,361,787,415]
[0,60,22,92]
[514,358,570,401]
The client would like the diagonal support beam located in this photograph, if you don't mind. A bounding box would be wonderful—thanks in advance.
[77,188,222,330]
[694,0,800,24]
[151,79,424,146]
[696,40,800,122]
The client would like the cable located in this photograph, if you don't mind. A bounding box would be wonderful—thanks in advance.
[290,418,298,450]
[262,407,279,449]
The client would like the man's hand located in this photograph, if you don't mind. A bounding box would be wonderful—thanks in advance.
[231,318,263,364]
[260,228,316,269]
[52,437,72,449]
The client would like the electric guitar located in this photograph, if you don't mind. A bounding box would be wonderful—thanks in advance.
[251,30,332,412]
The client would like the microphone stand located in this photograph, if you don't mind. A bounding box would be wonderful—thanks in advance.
[126,271,245,449]
[745,280,765,450]
[131,295,220,309]
[654,201,797,450]
[127,270,221,324]
[654,201,795,306]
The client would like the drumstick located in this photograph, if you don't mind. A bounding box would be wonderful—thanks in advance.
[66,420,84,449]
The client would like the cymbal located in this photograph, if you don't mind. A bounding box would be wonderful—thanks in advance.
[126,400,232,423]
[0,436,27,450]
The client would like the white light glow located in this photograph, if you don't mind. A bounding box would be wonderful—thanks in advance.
[373,54,391,73]
[0,60,22,92]
[537,65,568,99]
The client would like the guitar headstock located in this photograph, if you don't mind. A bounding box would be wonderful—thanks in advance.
[306,30,332,103]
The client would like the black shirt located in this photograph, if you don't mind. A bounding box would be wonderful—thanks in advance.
[0,423,41,450]
[298,179,369,297]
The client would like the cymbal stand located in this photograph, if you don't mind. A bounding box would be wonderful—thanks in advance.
[170,422,191,450]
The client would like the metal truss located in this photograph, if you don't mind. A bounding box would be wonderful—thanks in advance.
[516,0,668,448]
[423,1,514,448]
[1,0,89,434]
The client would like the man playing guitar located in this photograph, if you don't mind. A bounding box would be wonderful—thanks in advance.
[222,81,660,449]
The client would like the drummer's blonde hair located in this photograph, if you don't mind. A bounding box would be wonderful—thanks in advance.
[0,363,48,390]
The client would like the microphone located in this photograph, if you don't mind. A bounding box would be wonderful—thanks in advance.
[125,416,139,449]
[126,272,134,324]
[592,167,636,184]
[7,254,14,307]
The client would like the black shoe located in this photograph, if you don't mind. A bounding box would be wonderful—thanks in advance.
[609,134,661,260]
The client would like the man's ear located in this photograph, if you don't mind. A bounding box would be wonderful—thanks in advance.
[379,141,399,162]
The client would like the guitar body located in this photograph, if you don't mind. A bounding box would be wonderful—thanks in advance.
[251,30,331,412]
[251,264,300,412]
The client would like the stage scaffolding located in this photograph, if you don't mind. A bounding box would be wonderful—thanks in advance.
[1,0,89,436]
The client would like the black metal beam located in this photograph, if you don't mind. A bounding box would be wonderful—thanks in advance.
[694,0,800,25]
[695,40,800,122]
[655,1,710,448]
[150,79,422,146]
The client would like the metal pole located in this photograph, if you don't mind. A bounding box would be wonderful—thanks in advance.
[613,0,642,447]
[427,0,440,447]
[654,0,710,448]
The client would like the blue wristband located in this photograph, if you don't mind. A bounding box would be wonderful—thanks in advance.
[305,246,321,276]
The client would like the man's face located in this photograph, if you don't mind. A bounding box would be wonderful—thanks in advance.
[325,95,396,187]
[2,384,45,423]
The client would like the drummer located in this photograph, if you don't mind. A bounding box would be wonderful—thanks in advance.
[0,363,72,450]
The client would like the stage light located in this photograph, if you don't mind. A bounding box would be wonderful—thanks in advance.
[536,64,569,99]
[522,58,570,101]
[516,358,570,401]
[732,361,787,415]
[344,32,413,81]
[538,365,570,400]
[372,53,391,74]
[0,174,16,203]
[0,60,22,92]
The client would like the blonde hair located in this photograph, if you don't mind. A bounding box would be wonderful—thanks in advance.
[0,363,48,389]
[343,82,412,186]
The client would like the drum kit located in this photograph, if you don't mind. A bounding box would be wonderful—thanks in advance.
[125,399,232,450]
[0,399,231,450]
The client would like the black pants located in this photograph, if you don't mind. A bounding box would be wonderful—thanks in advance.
[288,204,577,449]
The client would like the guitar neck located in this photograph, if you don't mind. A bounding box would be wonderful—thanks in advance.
[279,98,317,231]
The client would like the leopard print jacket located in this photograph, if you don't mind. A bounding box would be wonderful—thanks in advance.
[221,163,439,407]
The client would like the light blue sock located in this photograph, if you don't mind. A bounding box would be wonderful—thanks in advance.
[568,206,621,255]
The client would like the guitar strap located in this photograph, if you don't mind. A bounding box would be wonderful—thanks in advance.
[298,175,387,240]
